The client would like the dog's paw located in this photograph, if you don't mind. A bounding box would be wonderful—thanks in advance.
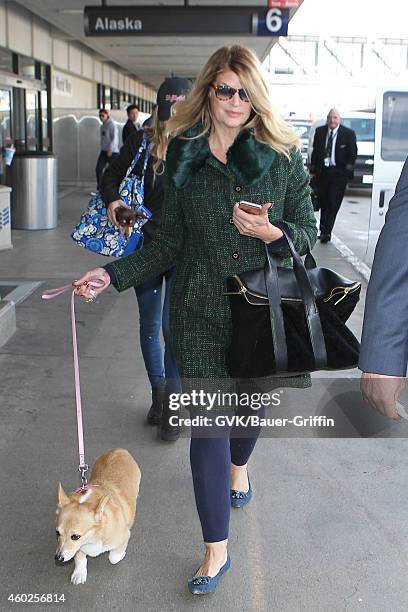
[109,549,126,564]
[71,567,87,585]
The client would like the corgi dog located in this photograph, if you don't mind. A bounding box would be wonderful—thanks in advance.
[55,448,141,585]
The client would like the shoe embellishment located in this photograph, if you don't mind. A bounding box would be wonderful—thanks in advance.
[231,489,248,499]
[191,576,211,585]
[230,477,252,507]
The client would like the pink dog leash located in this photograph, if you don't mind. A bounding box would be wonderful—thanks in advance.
[42,279,105,488]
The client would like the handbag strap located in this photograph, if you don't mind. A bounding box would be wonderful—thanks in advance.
[264,229,328,372]
[124,133,150,180]
[264,252,289,372]
[119,134,150,207]
[299,226,317,270]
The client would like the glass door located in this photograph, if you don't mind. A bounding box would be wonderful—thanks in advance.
[26,90,39,151]
[12,86,42,154]
[0,87,12,184]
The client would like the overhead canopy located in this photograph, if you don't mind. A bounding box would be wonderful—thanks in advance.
[18,0,303,88]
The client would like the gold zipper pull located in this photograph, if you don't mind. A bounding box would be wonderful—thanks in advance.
[324,282,361,304]
[333,283,361,305]
[224,286,247,296]
[323,287,343,303]
[334,288,349,305]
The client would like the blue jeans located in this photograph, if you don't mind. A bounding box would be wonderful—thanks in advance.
[134,267,180,393]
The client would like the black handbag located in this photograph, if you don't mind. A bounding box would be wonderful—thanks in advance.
[225,231,361,378]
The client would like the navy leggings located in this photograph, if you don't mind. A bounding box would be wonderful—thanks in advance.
[190,403,265,543]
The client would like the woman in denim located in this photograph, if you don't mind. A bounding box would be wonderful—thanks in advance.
[101,77,192,441]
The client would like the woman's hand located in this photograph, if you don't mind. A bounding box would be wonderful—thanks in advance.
[107,200,126,226]
[72,268,111,301]
[232,202,283,243]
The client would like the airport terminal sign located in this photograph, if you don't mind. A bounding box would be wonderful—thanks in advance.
[84,6,289,37]
[268,0,303,7]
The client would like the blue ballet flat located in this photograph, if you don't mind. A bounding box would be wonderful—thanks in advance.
[188,555,231,595]
[230,476,252,508]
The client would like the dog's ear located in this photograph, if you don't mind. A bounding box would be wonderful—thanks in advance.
[57,482,70,508]
[94,494,110,522]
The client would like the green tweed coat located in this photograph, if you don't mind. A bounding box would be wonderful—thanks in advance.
[106,125,318,396]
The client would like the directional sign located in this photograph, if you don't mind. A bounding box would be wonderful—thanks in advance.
[257,8,289,36]
[84,6,290,37]
[268,0,303,7]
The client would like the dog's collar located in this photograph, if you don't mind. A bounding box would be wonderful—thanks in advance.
[75,484,99,494]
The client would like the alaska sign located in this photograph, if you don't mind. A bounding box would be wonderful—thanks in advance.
[84,6,290,37]
[93,17,142,32]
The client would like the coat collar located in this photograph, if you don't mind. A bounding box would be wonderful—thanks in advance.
[166,124,277,189]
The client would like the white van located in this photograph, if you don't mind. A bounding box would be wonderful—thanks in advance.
[367,86,408,262]
[308,112,375,189]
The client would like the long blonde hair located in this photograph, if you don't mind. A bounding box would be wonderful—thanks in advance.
[145,107,168,175]
[166,45,299,159]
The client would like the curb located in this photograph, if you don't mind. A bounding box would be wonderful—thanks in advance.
[0,300,16,348]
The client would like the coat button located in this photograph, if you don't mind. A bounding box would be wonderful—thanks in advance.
[232,252,239,259]
[229,217,234,224]
[234,185,242,192]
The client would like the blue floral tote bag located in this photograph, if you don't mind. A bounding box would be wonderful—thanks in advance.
[71,134,152,257]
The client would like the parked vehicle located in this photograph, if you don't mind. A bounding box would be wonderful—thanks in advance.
[367,86,408,262]
[308,111,375,189]
[287,119,312,167]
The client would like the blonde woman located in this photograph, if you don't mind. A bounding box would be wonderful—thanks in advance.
[75,45,317,594]
[101,77,192,441]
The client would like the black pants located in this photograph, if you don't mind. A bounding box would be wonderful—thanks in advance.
[317,168,348,237]
[95,151,118,190]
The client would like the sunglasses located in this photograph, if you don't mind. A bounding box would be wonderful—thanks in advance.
[212,84,250,103]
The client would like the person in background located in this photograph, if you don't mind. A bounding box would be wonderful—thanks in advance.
[95,108,119,191]
[360,157,408,419]
[73,46,316,596]
[101,78,192,442]
[122,104,141,144]
[309,108,357,243]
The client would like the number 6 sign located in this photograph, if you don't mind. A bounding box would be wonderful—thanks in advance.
[266,8,283,33]
[257,7,289,36]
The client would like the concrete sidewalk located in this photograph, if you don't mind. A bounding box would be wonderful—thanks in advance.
[1,188,408,612]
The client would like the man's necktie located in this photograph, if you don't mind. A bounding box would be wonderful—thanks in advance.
[325,130,333,160]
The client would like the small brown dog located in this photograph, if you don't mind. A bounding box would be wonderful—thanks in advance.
[55,448,141,585]
[114,206,138,237]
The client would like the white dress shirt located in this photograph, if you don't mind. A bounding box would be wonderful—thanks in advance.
[325,125,340,166]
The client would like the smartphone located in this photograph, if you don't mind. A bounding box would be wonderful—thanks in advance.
[238,200,263,215]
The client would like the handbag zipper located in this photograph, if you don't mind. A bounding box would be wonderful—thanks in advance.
[323,282,361,305]
[225,276,361,306]
[224,275,260,297]
[224,275,302,302]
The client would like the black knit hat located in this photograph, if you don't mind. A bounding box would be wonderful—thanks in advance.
[157,76,192,121]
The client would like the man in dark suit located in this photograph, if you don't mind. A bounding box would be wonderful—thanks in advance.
[310,108,357,242]
[360,157,408,420]
[122,104,141,144]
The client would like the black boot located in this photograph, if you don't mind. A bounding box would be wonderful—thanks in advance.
[160,396,180,442]
[146,382,165,426]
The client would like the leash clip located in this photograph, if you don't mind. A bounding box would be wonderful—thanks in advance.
[79,464,89,488]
